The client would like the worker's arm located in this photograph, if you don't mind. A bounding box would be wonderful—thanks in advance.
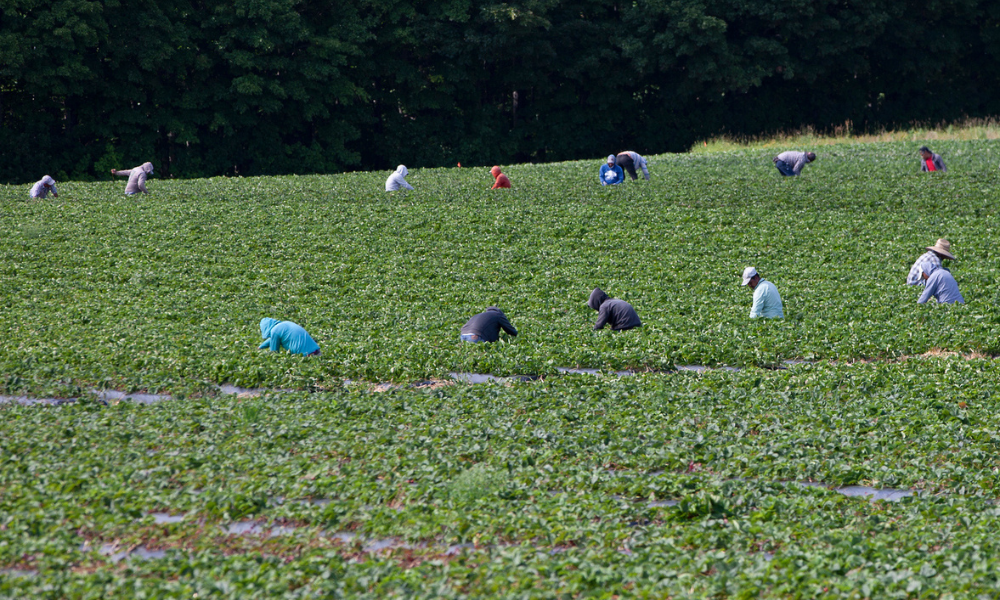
[917,280,936,304]
[594,305,610,330]
[499,315,518,337]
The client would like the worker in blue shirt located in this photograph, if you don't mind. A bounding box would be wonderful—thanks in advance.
[259,318,321,356]
[599,155,624,186]
[917,266,964,304]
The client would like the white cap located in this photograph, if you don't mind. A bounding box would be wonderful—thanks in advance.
[607,154,616,163]
[741,267,758,286]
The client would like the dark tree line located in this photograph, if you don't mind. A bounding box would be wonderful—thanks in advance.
[2,0,998,183]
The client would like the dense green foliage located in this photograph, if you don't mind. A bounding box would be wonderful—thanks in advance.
[4,0,1000,182]
[4,359,1000,597]
[3,140,1000,396]
[5,139,1000,596]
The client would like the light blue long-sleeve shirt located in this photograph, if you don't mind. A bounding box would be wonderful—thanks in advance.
[918,269,964,304]
[750,280,784,318]
[599,164,624,186]
[259,318,320,355]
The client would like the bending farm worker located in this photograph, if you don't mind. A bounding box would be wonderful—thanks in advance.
[30,175,58,199]
[588,288,642,331]
[906,239,954,286]
[917,264,964,304]
[111,162,154,195]
[742,267,784,318]
[385,165,414,191]
[460,307,518,342]
[616,151,650,181]
[259,318,321,356]
[773,151,815,176]
[490,166,511,189]
[919,146,947,172]
[599,155,624,186]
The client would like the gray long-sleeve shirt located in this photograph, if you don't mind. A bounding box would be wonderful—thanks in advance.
[918,269,964,304]
[776,151,811,175]
[114,162,153,194]
[921,153,947,172]
[30,175,57,198]
[385,165,414,191]
[460,307,517,342]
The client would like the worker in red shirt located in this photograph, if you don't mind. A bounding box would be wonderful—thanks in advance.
[490,166,511,189]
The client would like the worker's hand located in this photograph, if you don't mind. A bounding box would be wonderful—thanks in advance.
[52,193,58,198]
[110,169,115,175]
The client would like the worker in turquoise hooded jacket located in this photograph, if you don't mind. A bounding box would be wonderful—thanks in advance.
[258,318,321,356]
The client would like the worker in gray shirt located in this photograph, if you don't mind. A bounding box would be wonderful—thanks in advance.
[919,146,947,172]
[460,307,518,342]
[111,162,154,195]
[918,265,964,304]
[773,151,816,176]
[588,288,642,331]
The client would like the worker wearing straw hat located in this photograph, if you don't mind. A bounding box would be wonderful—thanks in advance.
[906,239,955,286]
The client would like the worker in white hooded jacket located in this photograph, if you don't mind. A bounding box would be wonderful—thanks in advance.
[30,175,58,199]
[385,165,414,191]
[110,162,154,195]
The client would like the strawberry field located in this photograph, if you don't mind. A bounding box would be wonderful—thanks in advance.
[4,140,1000,597]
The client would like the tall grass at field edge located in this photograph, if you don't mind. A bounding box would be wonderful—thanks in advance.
[691,117,1000,154]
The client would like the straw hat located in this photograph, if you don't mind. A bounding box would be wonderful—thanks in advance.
[926,239,955,260]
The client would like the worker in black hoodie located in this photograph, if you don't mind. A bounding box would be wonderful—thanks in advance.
[588,288,642,331]
[460,307,518,342]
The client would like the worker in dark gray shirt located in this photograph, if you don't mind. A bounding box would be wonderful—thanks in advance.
[919,146,947,172]
[460,307,518,342]
[588,288,642,331]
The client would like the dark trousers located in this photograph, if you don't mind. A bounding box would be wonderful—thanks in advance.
[615,154,638,180]
[773,158,796,176]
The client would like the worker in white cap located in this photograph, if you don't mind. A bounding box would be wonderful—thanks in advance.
[599,155,624,186]
[741,267,783,318]
[906,239,955,286]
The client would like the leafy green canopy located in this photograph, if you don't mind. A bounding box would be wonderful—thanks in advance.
[2,0,1000,182]
[3,360,1000,597]
[1,140,998,395]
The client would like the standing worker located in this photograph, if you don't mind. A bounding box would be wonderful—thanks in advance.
[111,162,154,195]
[490,166,511,189]
[773,151,816,176]
[741,267,784,318]
[385,165,414,191]
[919,146,947,172]
[616,151,650,181]
[599,155,625,186]
[29,175,58,199]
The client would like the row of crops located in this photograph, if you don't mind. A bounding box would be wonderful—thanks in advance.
[2,140,999,396]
